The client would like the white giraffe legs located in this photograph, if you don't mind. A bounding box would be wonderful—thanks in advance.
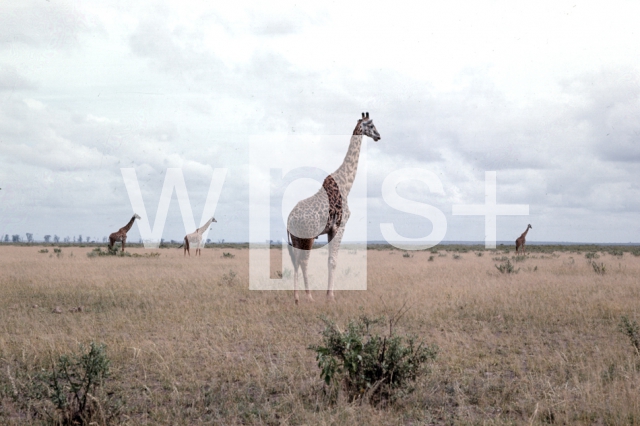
[292,247,312,304]
[327,225,346,302]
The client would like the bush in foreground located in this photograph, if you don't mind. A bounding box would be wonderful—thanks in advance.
[39,342,114,425]
[619,316,640,355]
[309,313,437,406]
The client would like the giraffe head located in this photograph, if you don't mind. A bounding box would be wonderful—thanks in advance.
[133,213,141,220]
[211,216,217,223]
[527,224,532,230]
[358,112,381,141]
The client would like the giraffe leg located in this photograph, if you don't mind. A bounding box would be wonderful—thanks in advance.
[326,226,345,302]
[291,247,300,305]
[121,238,126,252]
[299,248,313,302]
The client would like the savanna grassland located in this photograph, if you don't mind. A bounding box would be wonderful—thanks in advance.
[1,244,640,425]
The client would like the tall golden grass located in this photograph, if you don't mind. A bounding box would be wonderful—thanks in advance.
[1,245,639,424]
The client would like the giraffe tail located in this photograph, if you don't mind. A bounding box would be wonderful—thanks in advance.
[178,237,188,249]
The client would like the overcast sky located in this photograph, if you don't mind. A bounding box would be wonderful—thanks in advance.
[1,0,639,244]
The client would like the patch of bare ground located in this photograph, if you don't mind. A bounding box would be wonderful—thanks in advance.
[1,246,639,424]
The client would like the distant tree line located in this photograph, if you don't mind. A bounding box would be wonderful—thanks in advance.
[0,234,107,243]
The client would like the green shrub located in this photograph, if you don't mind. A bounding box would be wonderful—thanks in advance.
[38,249,49,253]
[309,315,437,405]
[131,252,160,258]
[585,252,600,259]
[219,269,237,286]
[402,252,412,258]
[619,316,640,355]
[87,247,131,258]
[39,342,112,424]
[275,268,291,279]
[428,255,434,262]
[88,247,159,258]
[495,259,519,274]
[590,261,606,275]
[222,252,235,258]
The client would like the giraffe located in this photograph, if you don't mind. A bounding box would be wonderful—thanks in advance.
[108,213,141,252]
[178,216,217,256]
[515,224,532,255]
[286,112,381,304]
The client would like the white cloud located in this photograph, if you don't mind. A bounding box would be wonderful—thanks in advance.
[0,0,639,243]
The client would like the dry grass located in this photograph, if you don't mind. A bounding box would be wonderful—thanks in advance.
[1,245,640,424]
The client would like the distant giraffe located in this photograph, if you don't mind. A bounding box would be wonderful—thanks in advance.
[108,214,141,252]
[178,216,217,256]
[287,112,381,304]
[515,224,532,255]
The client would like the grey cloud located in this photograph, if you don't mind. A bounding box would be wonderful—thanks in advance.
[0,1,88,49]
[129,18,225,83]
[128,17,362,133]
[247,9,325,36]
[564,71,640,163]
[126,18,640,228]
[0,65,33,91]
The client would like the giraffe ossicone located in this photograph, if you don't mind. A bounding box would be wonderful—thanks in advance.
[286,112,381,305]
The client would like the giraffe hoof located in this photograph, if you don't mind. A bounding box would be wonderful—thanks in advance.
[294,299,299,306]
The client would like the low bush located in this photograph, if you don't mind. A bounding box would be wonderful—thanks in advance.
[619,316,640,355]
[590,261,606,275]
[495,259,519,274]
[219,269,237,286]
[309,312,437,405]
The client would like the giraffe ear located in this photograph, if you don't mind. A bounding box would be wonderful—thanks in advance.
[361,112,365,118]
[366,112,369,118]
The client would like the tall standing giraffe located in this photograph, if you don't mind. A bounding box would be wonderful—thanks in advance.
[108,213,141,252]
[515,224,532,255]
[286,112,381,304]
[178,216,217,256]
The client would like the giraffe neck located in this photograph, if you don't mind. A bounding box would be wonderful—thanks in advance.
[196,217,214,235]
[522,228,529,238]
[330,129,363,197]
[122,216,136,233]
